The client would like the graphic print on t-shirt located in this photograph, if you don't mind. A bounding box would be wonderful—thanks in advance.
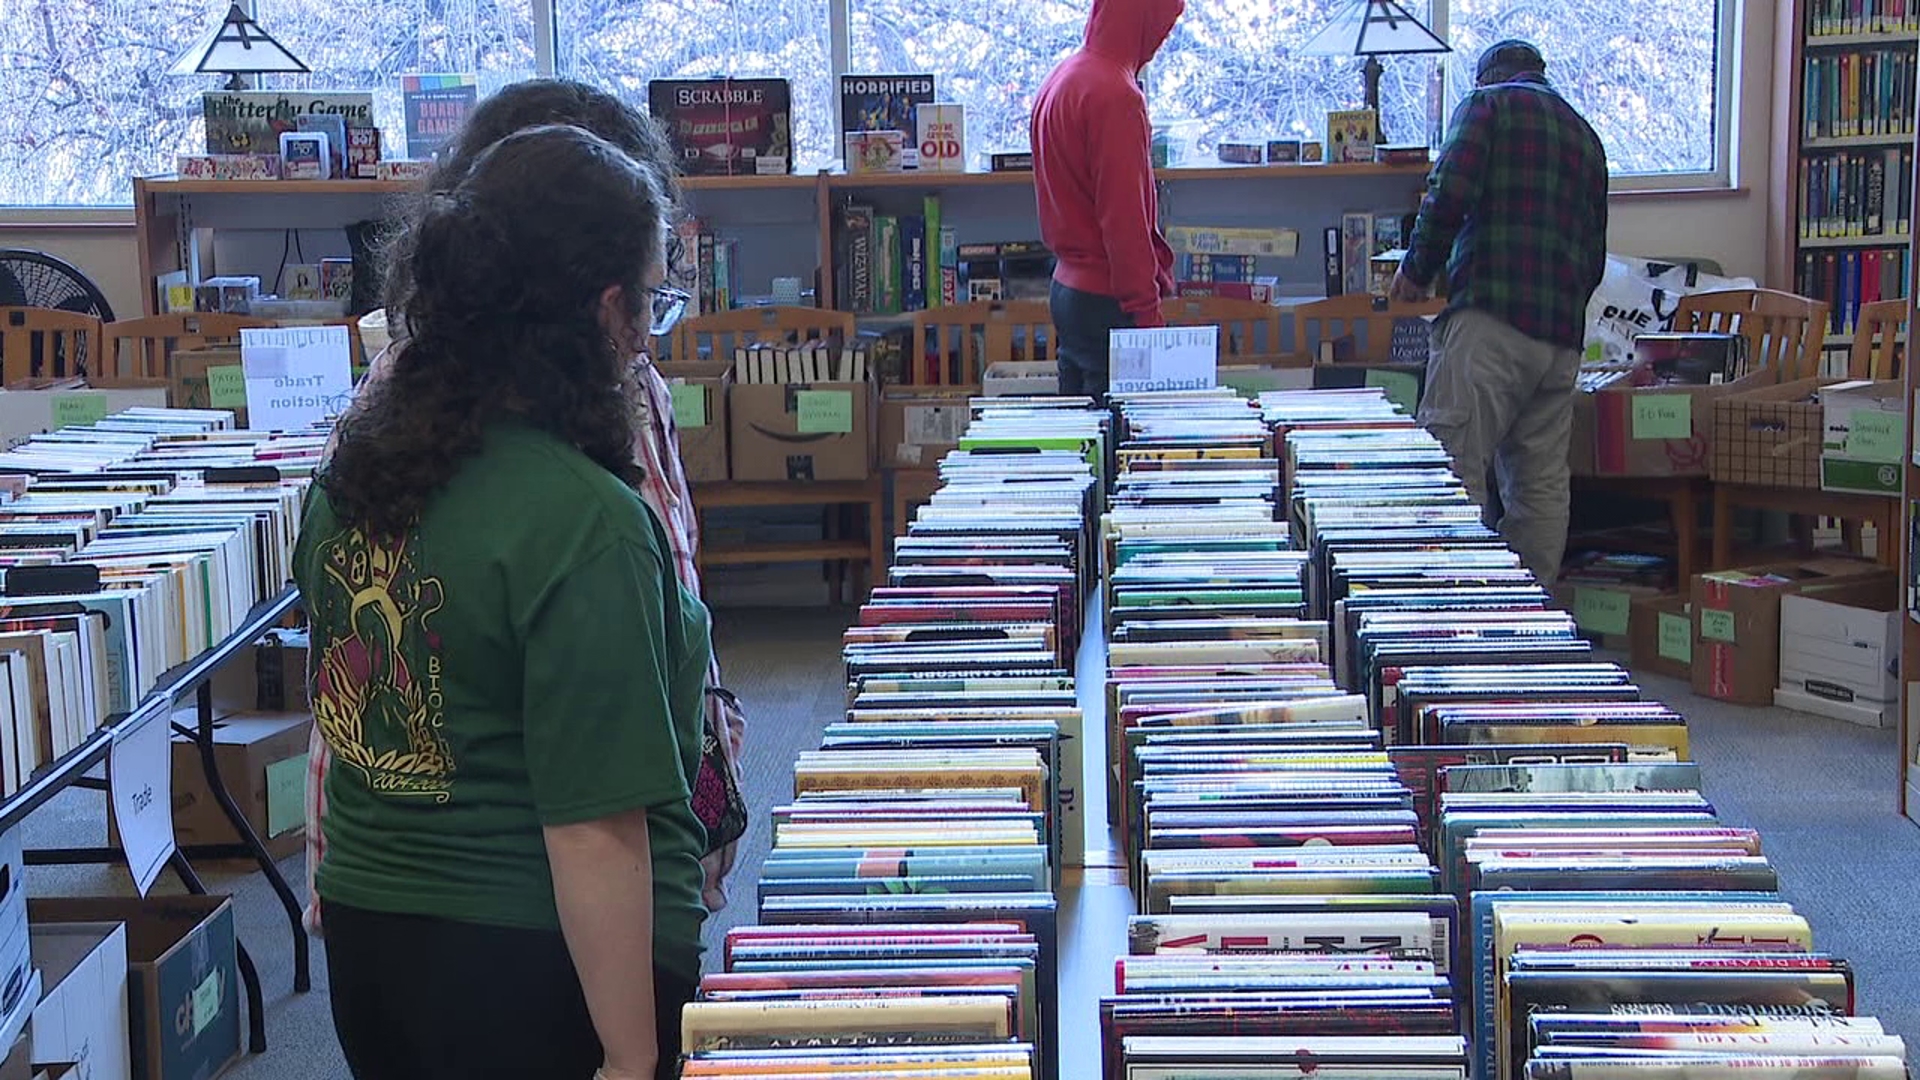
[310,526,454,801]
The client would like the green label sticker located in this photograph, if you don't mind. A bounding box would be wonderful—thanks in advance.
[51,391,107,430]
[1631,393,1691,439]
[1847,408,1903,463]
[1701,607,1736,643]
[796,390,854,434]
[1657,612,1692,663]
[1573,587,1631,636]
[265,752,308,837]
[207,365,248,409]
[1364,369,1420,416]
[192,969,221,1035]
[670,383,708,429]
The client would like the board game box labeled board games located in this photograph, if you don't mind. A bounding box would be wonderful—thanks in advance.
[647,78,793,177]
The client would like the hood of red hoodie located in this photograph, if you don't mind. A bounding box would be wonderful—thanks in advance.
[1083,0,1185,74]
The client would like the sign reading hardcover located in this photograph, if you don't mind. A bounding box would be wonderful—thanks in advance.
[1108,326,1219,393]
[202,91,374,155]
[239,325,355,432]
[402,73,480,160]
[647,78,793,176]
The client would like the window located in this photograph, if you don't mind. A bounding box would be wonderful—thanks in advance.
[1145,0,1442,159]
[0,0,1733,207]
[259,0,538,157]
[0,0,210,206]
[848,0,1083,171]
[1444,0,1725,178]
[559,0,836,172]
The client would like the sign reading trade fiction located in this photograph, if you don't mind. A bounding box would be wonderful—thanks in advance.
[239,326,355,432]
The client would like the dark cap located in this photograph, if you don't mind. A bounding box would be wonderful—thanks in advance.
[1475,39,1546,84]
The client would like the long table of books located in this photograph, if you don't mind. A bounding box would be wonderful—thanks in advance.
[0,407,324,1053]
[680,386,1910,1080]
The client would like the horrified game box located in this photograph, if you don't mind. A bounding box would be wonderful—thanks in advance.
[647,78,793,177]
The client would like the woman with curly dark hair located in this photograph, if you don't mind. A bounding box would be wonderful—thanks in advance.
[301,78,751,949]
[293,123,707,1080]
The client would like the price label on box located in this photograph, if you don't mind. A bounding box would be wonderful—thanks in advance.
[51,391,108,429]
[669,383,708,429]
[1700,607,1736,643]
[1632,394,1691,439]
[1845,409,1903,463]
[1658,612,1692,663]
[796,390,854,434]
[1574,587,1631,636]
[208,366,248,409]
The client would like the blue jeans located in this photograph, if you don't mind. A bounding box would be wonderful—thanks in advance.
[1050,279,1133,400]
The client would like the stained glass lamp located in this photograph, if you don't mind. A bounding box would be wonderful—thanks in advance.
[1298,0,1451,114]
[169,3,310,91]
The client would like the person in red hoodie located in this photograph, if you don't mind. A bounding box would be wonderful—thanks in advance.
[1031,0,1184,400]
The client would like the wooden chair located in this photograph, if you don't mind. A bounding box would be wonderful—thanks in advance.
[0,308,103,385]
[104,313,275,383]
[662,306,857,366]
[910,300,1054,387]
[1294,293,1445,363]
[1160,296,1288,360]
[1670,288,1830,382]
[1848,298,1907,380]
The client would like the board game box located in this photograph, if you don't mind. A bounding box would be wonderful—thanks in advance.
[648,78,793,176]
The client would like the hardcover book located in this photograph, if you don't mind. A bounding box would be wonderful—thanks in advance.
[648,78,793,176]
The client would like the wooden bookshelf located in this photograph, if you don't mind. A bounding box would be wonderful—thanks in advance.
[1767,0,1918,365]
[825,161,1431,190]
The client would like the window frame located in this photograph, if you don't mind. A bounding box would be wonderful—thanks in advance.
[0,0,1740,217]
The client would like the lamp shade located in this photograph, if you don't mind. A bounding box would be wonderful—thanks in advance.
[1298,0,1451,57]
[169,3,310,78]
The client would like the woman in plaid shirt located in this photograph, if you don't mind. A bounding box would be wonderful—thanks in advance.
[303,80,747,935]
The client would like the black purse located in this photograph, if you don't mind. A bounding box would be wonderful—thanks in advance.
[690,686,748,854]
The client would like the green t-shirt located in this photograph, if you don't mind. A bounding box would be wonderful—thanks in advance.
[293,420,712,980]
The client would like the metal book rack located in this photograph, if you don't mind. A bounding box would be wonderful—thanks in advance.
[5,585,307,1056]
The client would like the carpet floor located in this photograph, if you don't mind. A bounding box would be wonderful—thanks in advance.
[17,605,1917,1078]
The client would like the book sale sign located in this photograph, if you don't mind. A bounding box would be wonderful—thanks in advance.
[1108,326,1220,394]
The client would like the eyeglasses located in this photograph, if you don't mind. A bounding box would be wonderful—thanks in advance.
[646,285,691,337]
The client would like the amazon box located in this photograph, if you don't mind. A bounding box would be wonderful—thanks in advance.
[1690,556,1891,705]
[729,382,873,481]
[655,362,731,483]
[878,387,974,469]
[1593,372,1770,478]
[30,898,238,1080]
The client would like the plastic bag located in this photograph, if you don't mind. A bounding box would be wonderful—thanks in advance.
[1583,254,1757,365]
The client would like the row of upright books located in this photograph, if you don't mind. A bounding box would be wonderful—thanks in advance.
[0,408,320,795]
[1806,0,1920,33]
[1091,386,1905,1080]
[1802,49,1919,142]
[1796,147,1913,239]
[675,399,1109,1080]
[1792,243,1913,337]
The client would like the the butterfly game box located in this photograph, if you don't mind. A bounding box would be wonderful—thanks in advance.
[647,78,793,177]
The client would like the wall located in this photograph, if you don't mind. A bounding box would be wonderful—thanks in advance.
[0,0,1785,310]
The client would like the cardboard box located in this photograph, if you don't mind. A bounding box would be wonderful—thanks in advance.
[727,382,873,482]
[1774,684,1890,727]
[0,386,171,451]
[110,712,311,861]
[1777,577,1900,725]
[1709,376,1839,488]
[1554,582,1666,651]
[1592,372,1770,477]
[165,348,245,426]
[207,630,308,718]
[0,825,30,1037]
[1630,592,1693,681]
[1820,378,1906,495]
[31,922,130,1080]
[981,362,1057,397]
[1569,388,1596,477]
[28,899,238,1080]
[1690,556,1892,706]
[655,362,731,484]
[878,388,975,469]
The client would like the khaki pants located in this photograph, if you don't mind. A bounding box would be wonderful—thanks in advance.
[1418,307,1581,584]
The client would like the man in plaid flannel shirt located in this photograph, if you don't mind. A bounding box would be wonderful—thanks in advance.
[1392,39,1609,584]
